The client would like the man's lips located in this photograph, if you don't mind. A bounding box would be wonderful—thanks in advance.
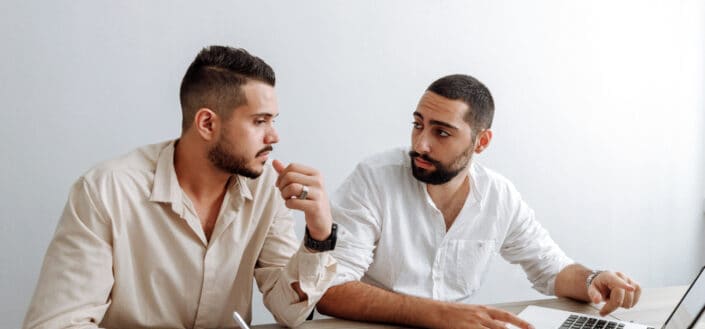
[256,146,274,159]
[414,157,434,169]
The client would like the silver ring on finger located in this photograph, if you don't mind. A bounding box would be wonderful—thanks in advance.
[298,185,309,200]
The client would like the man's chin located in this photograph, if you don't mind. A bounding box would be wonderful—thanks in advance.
[411,165,455,185]
[411,166,434,183]
[235,164,264,179]
[238,170,262,179]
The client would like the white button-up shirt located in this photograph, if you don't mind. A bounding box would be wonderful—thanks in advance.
[23,141,337,329]
[330,148,573,302]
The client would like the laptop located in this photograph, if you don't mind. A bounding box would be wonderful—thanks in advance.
[519,266,705,329]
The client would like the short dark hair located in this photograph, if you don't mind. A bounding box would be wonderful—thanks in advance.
[426,74,494,137]
[179,46,275,132]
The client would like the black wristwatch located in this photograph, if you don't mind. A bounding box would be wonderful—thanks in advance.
[304,223,337,251]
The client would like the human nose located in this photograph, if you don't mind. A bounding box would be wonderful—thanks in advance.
[265,126,279,144]
[413,130,431,154]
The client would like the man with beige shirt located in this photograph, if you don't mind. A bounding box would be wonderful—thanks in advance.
[23,46,338,329]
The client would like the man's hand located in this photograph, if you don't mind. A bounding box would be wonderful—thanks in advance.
[588,271,641,316]
[273,160,333,241]
[436,303,534,329]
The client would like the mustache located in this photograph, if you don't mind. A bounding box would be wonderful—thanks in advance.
[408,150,440,165]
[256,145,274,157]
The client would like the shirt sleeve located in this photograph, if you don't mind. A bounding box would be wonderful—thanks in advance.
[499,185,574,296]
[328,163,381,287]
[254,194,337,328]
[23,178,113,329]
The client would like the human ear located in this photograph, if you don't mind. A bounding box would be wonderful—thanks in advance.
[194,108,219,141]
[474,129,493,154]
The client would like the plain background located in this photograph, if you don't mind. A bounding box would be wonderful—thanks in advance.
[2,1,705,327]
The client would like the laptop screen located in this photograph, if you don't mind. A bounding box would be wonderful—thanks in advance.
[664,267,705,329]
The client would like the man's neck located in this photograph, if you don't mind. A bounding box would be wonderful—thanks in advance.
[173,137,232,241]
[173,137,230,204]
[426,167,471,231]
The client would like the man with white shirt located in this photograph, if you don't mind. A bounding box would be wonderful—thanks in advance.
[317,74,641,329]
[23,46,338,329]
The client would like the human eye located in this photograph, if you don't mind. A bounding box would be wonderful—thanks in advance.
[412,121,423,129]
[436,129,450,137]
[254,117,267,125]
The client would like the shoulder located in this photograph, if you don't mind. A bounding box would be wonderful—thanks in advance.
[334,147,414,202]
[471,162,521,208]
[353,147,411,178]
[472,161,523,199]
[80,141,169,189]
[473,162,514,187]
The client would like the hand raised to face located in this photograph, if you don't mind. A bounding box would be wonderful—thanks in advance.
[273,160,333,241]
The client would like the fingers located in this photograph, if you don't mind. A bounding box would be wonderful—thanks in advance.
[587,285,603,304]
[278,175,320,199]
[485,320,509,329]
[632,283,642,306]
[280,182,315,199]
[275,162,322,187]
[272,159,286,174]
[599,286,624,316]
[612,279,635,292]
[622,291,634,309]
[488,308,534,329]
[594,272,634,292]
[274,162,319,186]
[616,272,641,308]
[590,272,643,315]
[273,160,325,200]
[284,197,320,215]
[271,159,333,237]
[592,271,641,313]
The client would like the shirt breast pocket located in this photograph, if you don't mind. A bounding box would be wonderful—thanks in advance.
[444,239,496,300]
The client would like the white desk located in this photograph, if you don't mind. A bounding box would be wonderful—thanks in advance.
[253,286,690,329]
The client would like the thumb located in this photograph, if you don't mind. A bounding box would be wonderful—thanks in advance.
[272,159,286,174]
[588,285,603,304]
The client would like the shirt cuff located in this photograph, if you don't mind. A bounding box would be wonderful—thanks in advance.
[545,257,575,295]
[285,243,338,306]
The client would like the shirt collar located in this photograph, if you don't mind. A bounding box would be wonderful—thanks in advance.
[467,161,483,208]
[149,140,253,204]
[234,175,253,201]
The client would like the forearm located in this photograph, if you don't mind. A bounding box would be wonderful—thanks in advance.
[554,263,592,302]
[317,281,446,328]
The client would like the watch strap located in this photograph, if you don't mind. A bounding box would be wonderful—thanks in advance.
[304,223,337,251]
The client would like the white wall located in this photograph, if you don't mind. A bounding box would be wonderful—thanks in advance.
[1,1,704,327]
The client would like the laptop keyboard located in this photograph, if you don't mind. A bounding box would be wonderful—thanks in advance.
[560,314,625,329]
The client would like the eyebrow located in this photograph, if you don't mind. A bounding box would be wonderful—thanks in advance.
[413,112,459,130]
[250,113,279,118]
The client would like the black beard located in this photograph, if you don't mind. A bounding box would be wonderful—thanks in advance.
[208,139,272,179]
[408,148,471,185]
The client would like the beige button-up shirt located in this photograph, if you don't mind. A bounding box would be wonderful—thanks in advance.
[23,141,337,329]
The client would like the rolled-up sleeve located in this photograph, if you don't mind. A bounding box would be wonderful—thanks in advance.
[23,178,113,329]
[254,199,337,328]
[328,164,381,287]
[499,188,574,295]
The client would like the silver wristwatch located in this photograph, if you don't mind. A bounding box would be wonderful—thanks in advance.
[586,270,604,289]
